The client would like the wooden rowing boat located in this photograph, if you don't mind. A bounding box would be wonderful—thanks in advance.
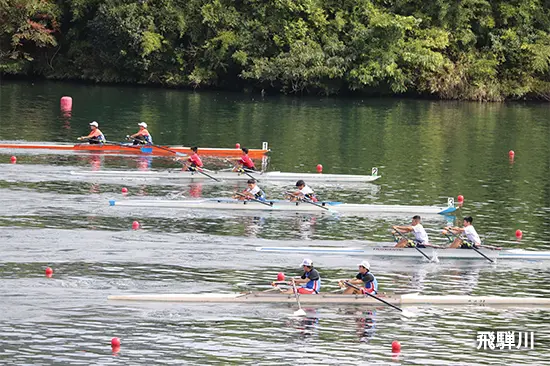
[0,142,269,158]
[108,198,457,215]
[107,292,550,305]
[71,169,381,183]
[255,246,550,260]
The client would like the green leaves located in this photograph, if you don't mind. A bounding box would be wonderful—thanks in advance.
[3,0,550,100]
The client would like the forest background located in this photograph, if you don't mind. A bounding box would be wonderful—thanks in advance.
[2,0,550,101]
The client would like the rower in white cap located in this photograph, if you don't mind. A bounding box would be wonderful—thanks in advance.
[281,258,321,295]
[339,260,378,295]
[128,122,153,145]
[77,121,106,144]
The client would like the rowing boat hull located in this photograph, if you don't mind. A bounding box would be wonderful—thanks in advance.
[0,142,268,158]
[108,198,456,215]
[107,292,550,305]
[71,170,381,183]
[255,246,550,260]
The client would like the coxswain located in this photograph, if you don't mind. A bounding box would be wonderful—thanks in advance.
[184,146,204,171]
[234,179,266,201]
[282,258,321,295]
[128,122,152,145]
[233,147,256,172]
[392,215,430,248]
[288,180,318,202]
[77,121,106,144]
[339,260,378,295]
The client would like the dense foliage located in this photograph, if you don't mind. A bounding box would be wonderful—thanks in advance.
[2,0,550,101]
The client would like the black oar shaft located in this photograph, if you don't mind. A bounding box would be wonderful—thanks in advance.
[189,167,220,182]
[344,282,405,313]
[394,229,431,261]
[235,192,273,207]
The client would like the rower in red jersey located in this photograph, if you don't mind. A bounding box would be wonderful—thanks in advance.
[184,146,204,171]
[233,147,256,172]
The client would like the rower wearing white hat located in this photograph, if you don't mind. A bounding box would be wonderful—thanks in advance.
[128,122,153,145]
[339,260,378,295]
[78,121,106,144]
[282,258,321,295]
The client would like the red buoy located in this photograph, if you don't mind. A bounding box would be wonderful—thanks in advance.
[391,340,401,353]
[316,164,323,173]
[235,143,241,149]
[121,187,128,194]
[10,156,17,164]
[277,272,285,281]
[508,150,515,158]
[457,195,464,203]
[111,337,121,347]
[60,96,73,111]
[45,267,53,277]
[132,221,140,230]
[515,229,523,239]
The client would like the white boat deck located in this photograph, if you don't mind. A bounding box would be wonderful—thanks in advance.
[72,169,381,183]
[107,292,550,305]
[108,198,456,215]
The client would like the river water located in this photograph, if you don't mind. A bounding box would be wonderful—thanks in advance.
[1,81,550,365]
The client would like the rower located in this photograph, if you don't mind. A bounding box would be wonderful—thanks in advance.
[339,260,378,295]
[183,146,203,171]
[288,180,318,202]
[77,121,106,144]
[234,179,266,201]
[127,122,152,145]
[233,147,256,172]
[282,258,321,294]
[445,216,486,249]
[392,215,430,248]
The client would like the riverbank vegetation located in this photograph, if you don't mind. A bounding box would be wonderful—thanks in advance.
[2,0,550,101]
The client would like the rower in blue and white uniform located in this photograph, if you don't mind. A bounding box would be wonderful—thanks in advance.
[283,258,321,294]
[392,215,430,248]
[234,179,266,201]
[340,260,378,295]
[288,180,318,202]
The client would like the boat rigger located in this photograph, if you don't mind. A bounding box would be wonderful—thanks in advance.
[107,292,550,305]
[255,246,550,260]
[0,142,269,158]
[108,198,457,215]
[71,169,381,183]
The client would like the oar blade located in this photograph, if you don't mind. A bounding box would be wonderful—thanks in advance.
[293,308,307,317]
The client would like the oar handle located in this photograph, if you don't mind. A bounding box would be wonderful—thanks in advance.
[235,192,273,207]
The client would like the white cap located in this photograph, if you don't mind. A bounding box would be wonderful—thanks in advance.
[301,258,313,267]
[89,121,99,127]
[138,122,147,128]
[358,260,370,269]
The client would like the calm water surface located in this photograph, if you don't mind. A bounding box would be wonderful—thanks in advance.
[1,81,550,364]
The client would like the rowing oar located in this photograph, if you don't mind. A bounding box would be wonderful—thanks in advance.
[343,281,413,318]
[443,228,495,263]
[291,279,307,316]
[235,192,273,207]
[188,166,221,182]
[393,229,433,262]
[236,167,260,182]
[284,192,335,213]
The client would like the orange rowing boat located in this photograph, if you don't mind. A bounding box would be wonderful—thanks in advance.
[0,142,270,158]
